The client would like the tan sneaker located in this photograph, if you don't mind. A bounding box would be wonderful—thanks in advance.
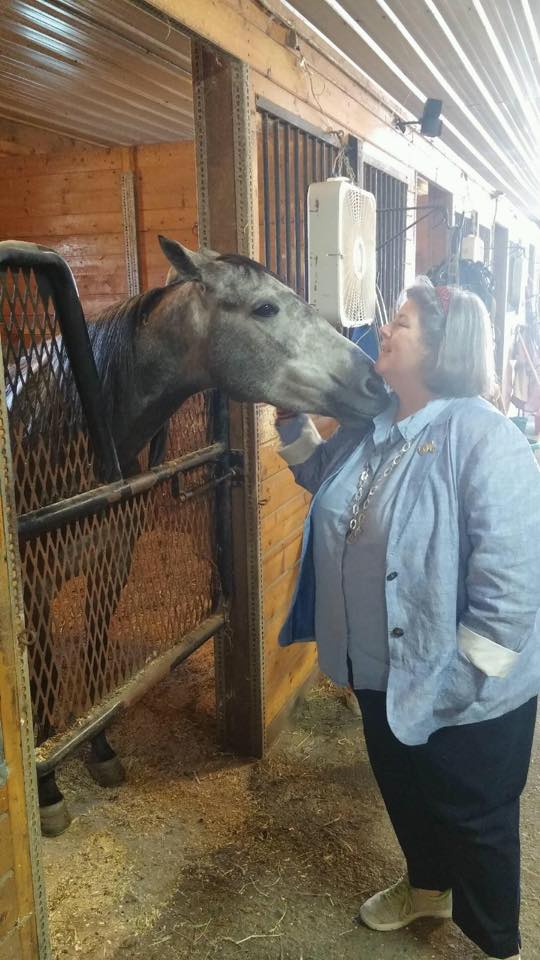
[358,875,452,931]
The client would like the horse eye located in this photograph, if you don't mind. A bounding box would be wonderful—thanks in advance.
[252,302,279,318]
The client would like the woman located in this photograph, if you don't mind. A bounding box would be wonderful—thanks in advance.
[275,280,540,960]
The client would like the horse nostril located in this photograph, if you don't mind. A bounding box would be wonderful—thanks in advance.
[366,375,382,396]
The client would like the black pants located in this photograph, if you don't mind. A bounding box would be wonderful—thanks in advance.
[355,690,537,959]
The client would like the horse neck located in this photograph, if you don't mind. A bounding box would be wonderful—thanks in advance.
[113,379,206,472]
[112,344,210,472]
[88,290,210,472]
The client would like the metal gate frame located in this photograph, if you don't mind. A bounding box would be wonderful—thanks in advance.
[0,240,238,779]
[0,366,51,959]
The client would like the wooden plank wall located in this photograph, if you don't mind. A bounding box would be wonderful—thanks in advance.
[0,396,46,958]
[259,405,316,732]
[260,406,338,736]
[0,709,39,960]
[134,142,198,290]
[415,179,452,277]
[0,122,197,317]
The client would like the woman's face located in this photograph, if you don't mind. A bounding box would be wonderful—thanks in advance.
[374,297,428,388]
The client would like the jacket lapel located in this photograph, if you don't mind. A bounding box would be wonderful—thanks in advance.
[390,413,453,548]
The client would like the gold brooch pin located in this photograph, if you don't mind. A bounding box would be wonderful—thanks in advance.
[417,441,436,455]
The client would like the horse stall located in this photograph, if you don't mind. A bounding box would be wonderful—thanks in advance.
[0,3,268,955]
[0,2,415,957]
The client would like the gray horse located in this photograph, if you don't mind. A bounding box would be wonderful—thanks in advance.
[7,235,387,832]
[107,236,386,470]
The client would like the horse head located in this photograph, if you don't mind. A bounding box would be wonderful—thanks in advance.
[158,236,387,425]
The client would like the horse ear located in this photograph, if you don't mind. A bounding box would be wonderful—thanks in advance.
[158,235,219,283]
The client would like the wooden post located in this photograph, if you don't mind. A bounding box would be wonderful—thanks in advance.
[0,379,50,957]
[191,43,265,756]
[120,146,140,297]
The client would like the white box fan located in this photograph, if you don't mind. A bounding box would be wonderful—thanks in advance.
[307,177,377,327]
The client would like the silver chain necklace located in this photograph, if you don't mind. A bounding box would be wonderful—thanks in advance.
[346,438,412,543]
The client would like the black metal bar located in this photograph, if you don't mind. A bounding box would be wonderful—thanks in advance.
[303,131,309,300]
[398,183,407,293]
[345,135,359,182]
[213,390,234,602]
[261,112,272,269]
[18,441,227,541]
[388,174,393,310]
[0,241,122,484]
[284,124,292,285]
[256,96,340,147]
[390,175,396,311]
[377,171,385,312]
[376,209,441,253]
[273,119,282,278]
[293,126,302,295]
[323,142,330,179]
[35,612,225,774]
[377,204,447,212]
[175,467,237,504]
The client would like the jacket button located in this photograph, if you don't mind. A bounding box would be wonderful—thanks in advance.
[391,627,404,637]
[386,571,398,581]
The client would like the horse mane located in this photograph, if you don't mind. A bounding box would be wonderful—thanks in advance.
[8,283,182,440]
[86,285,171,412]
[216,253,281,282]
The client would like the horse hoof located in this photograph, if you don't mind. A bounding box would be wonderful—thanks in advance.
[40,799,72,837]
[86,755,126,788]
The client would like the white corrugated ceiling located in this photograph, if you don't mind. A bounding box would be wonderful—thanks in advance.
[3,0,539,220]
[280,0,540,221]
[0,0,194,145]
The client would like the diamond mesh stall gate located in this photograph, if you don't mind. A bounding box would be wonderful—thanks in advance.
[0,243,231,776]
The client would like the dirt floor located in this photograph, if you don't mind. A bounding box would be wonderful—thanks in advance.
[44,647,540,960]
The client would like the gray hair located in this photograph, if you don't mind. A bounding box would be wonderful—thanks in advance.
[404,278,496,398]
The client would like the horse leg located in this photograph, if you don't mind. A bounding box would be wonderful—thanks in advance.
[83,566,126,788]
[37,769,71,837]
[86,728,125,787]
[83,515,139,787]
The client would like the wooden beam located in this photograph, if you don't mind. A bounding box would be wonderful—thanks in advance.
[145,0,540,240]
[0,139,33,157]
[192,43,264,756]
[120,147,141,296]
[0,370,50,956]
[147,0,399,145]
[144,0,481,192]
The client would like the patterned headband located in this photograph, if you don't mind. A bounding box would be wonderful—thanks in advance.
[435,285,452,317]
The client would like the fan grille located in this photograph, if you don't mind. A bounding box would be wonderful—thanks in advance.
[341,186,376,326]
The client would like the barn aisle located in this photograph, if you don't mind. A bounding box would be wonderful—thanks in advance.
[44,656,540,960]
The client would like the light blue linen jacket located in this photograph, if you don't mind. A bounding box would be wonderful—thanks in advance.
[277,398,540,745]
